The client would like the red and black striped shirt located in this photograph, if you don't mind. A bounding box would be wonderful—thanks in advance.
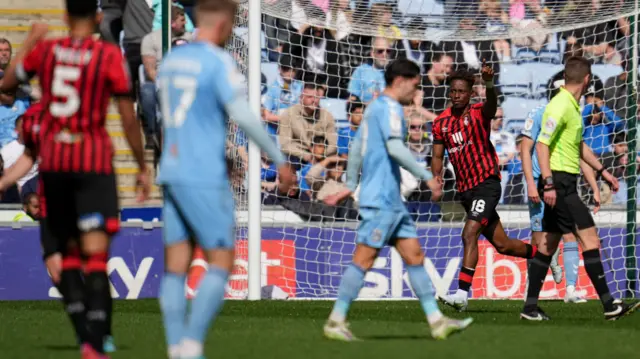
[18,37,132,174]
[432,103,500,193]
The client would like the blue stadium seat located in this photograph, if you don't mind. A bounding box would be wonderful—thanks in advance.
[397,0,444,16]
[320,98,348,125]
[498,64,531,97]
[592,64,623,83]
[501,97,547,122]
[524,63,563,99]
[261,62,279,87]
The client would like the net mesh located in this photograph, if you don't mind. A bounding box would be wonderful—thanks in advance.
[214,0,639,300]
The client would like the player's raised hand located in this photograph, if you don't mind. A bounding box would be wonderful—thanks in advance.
[277,164,296,194]
[480,59,494,82]
[136,169,151,203]
[28,23,49,42]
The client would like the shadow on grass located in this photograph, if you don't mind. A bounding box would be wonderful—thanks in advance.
[359,334,429,341]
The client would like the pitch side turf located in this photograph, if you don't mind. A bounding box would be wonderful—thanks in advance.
[1,300,638,359]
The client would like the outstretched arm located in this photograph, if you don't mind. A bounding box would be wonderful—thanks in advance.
[480,60,497,124]
[0,153,35,191]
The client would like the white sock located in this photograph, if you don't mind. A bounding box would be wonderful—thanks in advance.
[168,345,181,359]
[426,311,444,326]
[328,311,346,323]
[455,289,469,299]
[180,339,203,358]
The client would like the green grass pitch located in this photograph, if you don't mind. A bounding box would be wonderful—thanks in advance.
[0,300,638,359]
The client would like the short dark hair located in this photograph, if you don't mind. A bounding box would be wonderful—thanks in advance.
[279,54,296,70]
[66,0,98,18]
[303,81,319,91]
[347,100,364,116]
[196,0,238,16]
[312,135,328,147]
[0,38,11,51]
[171,5,185,19]
[23,192,38,206]
[384,59,421,86]
[448,69,475,90]
[564,56,591,85]
[613,133,627,145]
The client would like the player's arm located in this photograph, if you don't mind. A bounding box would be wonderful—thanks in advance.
[386,139,432,181]
[0,153,35,191]
[480,59,497,124]
[536,107,565,206]
[580,159,601,213]
[580,141,619,192]
[520,135,540,203]
[0,23,48,92]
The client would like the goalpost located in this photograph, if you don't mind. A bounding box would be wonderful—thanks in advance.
[163,0,640,301]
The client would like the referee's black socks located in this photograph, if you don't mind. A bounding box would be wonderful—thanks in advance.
[582,249,615,311]
[84,252,110,354]
[524,251,551,311]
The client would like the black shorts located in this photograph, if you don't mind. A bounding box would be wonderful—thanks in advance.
[40,172,120,243]
[460,176,501,227]
[540,171,595,234]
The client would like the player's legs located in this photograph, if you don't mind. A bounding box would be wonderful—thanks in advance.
[165,185,236,358]
[522,230,562,320]
[75,174,121,355]
[393,216,473,339]
[561,232,586,303]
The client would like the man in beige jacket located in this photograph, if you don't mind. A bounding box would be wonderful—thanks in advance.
[278,83,337,167]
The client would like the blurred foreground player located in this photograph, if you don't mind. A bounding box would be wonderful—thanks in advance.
[0,1,150,358]
[156,1,295,358]
[523,56,639,321]
[322,59,472,341]
[432,63,537,311]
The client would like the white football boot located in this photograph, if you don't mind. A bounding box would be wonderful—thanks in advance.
[564,285,587,304]
[323,320,358,341]
[438,292,468,312]
[430,316,474,340]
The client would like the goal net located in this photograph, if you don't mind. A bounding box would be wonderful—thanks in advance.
[191,0,640,300]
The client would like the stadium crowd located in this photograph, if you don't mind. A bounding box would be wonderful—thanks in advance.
[0,0,637,222]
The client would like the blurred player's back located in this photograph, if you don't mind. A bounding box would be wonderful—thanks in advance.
[358,95,405,210]
[157,42,244,188]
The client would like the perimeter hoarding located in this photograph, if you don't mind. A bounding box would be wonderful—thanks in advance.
[0,227,637,300]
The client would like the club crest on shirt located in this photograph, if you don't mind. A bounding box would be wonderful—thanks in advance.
[371,229,382,243]
[442,127,448,132]
[524,117,534,131]
[463,116,469,126]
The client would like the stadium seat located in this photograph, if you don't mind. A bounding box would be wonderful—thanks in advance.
[233,27,268,61]
[261,62,279,87]
[397,0,444,16]
[501,97,546,121]
[523,63,563,99]
[498,64,531,97]
[592,64,623,83]
[320,98,348,125]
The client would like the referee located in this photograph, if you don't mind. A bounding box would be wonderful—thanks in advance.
[522,56,640,321]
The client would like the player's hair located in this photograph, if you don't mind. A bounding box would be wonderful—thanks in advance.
[448,69,476,90]
[171,5,185,20]
[564,56,591,85]
[196,0,238,16]
[66,0,98,18]
[384,59,421,86]
[347,100,364,116]
[312,135,328,147]
[22,192,38,206]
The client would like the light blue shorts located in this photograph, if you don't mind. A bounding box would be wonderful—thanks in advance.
[163,185,236,250]
[528,200,544,232]
[356,207,418,249]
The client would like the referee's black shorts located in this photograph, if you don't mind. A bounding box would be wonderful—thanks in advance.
[539,171,595,234]
[41,172,120,244]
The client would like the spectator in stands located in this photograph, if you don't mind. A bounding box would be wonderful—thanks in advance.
[140,5,192,143]
[348,37,389,104]
[479,0,511,62]
[151,0,195,32]
[563,18,627,65]
[304,150,348,202]
[289,25,347,98]
[547,43,604,101]
[0,115,37,196]
[371,2,402,41]
[0,38,11,72]
[582,96,625,155]
[406,112,431,167]
[489,107,516,166]
[325,0,352,42]
[508,0,549,52]
[100,0,153,86]
[299,135,330,199]
[261,151,279,192]
[422,53,453,115]
[600,133,629,180]
[279,83,337,167]
[337,99,364,158]
[472,74,487,104]
[262,55,303,139]
[503,134,525,204]
[0,86,28,148]
[604,59,635,120]
[12,193,39,222]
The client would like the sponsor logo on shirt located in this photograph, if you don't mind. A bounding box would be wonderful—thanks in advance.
[545,117,557,132]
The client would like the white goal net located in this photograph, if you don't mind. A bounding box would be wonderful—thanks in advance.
[193,0,640,301]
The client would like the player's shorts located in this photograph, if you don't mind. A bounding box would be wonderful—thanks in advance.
[528,199,544,232]
[163,184,236,250]
[540,171,595,234]
[356,207,418,249]
[460,175,501,227]
[40,172,120,243]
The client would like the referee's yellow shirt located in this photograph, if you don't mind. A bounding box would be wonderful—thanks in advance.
[537,88,583,174]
